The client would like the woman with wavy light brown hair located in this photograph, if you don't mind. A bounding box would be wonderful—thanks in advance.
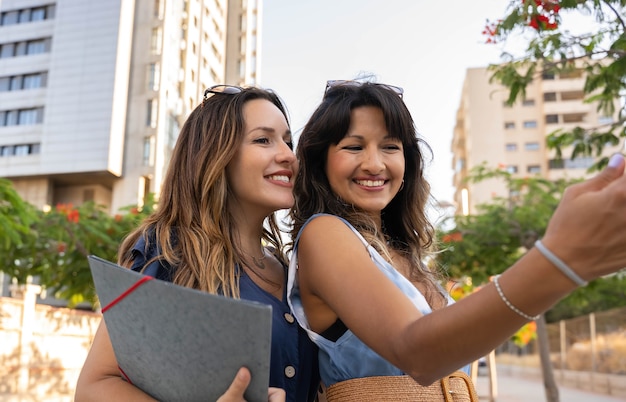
[76,85,319,402]
[287,80,626,400]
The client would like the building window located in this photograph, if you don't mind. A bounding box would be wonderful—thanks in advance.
[559,69,583,79]
[4,110,18,126]
[504,122,515,129]
[18,9,31,23]
[14,144,30,156]
[148,63,160,91]
[561,90,584,101]
[0,38,51,58]
[150,28,162,54]
[523,120,537,128]
[506,165,518,174]
[0,11,19,25]
[27,39,48,55]
[545,114,559,124]
[0,43,15,58]
[527,165,541,174]
[505,143,518,151]
[598,115,614,125]
[30,7,47,21]
[525,142,540,151]
[0,107,44,125]
[154,0,164,18]
[1,145,14,156]
[0,72,47,92]
[563,113,585,123]
[542,71,555,80]
[18,109,39,125]
[549,157,594,170]
[543,92,557,102]
[9,76,22,90]
[522,99,535,106]
[0,143,40,157]
[0,5,54,26]
[146,100,158,127]
[143,136,155,166]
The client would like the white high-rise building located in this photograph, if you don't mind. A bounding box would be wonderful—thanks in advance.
[0,0,262,214]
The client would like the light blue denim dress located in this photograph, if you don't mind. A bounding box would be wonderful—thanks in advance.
[287,213,469,387]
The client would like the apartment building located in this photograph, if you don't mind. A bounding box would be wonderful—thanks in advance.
[0,0,262,214]
[451,65,621,216]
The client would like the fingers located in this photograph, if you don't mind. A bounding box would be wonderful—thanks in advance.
[216,367,251,402]
[267,387,286,402]
[543,153,626,280]
[565,154,625,198]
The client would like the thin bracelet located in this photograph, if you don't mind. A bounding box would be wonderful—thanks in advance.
[493,275,541,321]
[534,240,587,287]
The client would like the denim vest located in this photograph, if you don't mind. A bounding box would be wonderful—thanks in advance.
[287,213,468,387]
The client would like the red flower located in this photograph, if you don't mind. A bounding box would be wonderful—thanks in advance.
[442,232,463,243]
[67,209,79,223]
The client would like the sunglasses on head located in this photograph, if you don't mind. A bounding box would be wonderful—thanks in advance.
[324,80,404,98]
[203,84,244,101]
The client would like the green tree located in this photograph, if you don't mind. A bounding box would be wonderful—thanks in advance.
[484,0,626,171]
[0,180,154,308]
[437,165,626,402]
[0,178,38,260]
[437,164,572,283]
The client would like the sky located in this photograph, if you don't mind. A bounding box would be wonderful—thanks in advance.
[259,0,511,207]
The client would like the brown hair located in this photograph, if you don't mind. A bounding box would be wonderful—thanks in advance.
[119,87,289,298]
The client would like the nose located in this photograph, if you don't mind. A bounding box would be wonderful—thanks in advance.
[361,147,384,174]
[276,141,296,165]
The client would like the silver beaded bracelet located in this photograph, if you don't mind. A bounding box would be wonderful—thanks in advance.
[493,274,541,321]
[534,240,587,287]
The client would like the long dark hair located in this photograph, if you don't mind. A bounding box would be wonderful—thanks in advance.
[290,82,445,307]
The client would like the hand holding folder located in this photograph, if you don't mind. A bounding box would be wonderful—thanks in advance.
[88,255,272,402]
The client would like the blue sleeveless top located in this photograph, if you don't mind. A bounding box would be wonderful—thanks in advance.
[130,235,320,402]
[287,213,467,387]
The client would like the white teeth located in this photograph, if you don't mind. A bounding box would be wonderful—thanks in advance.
[268,175,290,183]
[355,179,385,187]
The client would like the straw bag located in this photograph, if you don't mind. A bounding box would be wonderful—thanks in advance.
[325,370,479,402]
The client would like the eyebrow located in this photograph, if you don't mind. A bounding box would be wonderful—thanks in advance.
[343,133,397,140]
[247,126,292,137]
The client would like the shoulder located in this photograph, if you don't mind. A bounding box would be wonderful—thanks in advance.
[298,214,367,257]
[300,214,355,240]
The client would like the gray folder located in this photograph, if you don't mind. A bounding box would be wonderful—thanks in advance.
[88,255,272,402]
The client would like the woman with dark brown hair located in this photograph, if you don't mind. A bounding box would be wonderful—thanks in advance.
[288,80,626,399]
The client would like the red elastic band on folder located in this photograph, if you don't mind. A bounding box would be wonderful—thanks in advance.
[118,365,133,384]
[101,276,154,313]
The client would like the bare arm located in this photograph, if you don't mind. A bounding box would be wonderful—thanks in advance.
[296,155,626,385]
[75,321,157,401]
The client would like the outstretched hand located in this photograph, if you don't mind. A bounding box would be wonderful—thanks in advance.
[542,153,626,281]
[217,367,285,402]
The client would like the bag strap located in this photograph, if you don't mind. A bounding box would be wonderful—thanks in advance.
[440,371,480,402]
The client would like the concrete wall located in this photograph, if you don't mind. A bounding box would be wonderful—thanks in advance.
[0,284,100,401]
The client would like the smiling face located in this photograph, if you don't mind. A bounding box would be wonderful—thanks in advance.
[325,106,405,216]
[226,98,297,219]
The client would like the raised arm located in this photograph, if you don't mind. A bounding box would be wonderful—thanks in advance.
[296,154,626,385]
